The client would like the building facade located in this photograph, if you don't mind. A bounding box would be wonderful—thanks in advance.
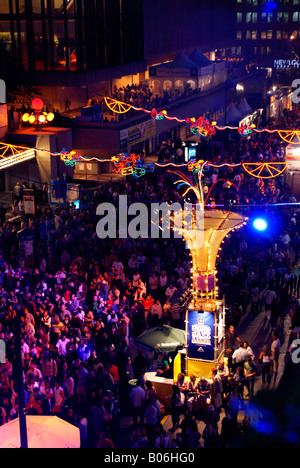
[235,0,300,66]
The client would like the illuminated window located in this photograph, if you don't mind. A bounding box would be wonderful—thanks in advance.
[262,12,267,23]
[237,31,242,40]
[267,30,273,39]
[277,30,282,39]
[246,30,251,39]
[267,13,273,23]
[237,12,242,23]
[261,30,267,39]
[0,0,10,14]
[284,12,289,23]
[252,13,257,23]
[293,12,299,22]
[277,12,283,22]
[252,30,257,40]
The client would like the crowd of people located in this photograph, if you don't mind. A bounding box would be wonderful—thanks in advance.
[0,107,299,448]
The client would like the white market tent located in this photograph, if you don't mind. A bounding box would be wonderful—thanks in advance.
[0,416,81,448]
[237,97,253,118]
[149,51,199,95]
[189,48,214,91]
[217,103,242,125]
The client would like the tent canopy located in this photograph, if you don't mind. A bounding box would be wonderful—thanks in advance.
[237,98,253,118]
[135,325,186,353]
[217,103,242,125]
[189,48,212,68]
[0,416,81,448]
[156,51,198,70]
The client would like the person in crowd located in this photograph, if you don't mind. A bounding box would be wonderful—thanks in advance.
[0,113,297,449]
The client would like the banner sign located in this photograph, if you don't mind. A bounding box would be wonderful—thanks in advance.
[187,310,215,361]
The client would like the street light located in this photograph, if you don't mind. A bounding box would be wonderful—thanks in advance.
[22,98,54,130]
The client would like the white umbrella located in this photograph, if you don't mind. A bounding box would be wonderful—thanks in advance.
[0,416,81,448]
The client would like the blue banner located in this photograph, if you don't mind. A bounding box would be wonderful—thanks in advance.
[187,310,215,361]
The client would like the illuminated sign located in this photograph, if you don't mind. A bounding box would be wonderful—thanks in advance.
[274,59,300,69]
[187,310,215,361]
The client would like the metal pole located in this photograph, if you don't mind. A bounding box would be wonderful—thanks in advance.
[14,312,28,448]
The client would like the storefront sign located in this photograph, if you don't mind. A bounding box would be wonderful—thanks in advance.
[120,120,156,150]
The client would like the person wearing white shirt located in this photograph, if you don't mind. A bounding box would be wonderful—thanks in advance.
[232,343,249,369]
[243,341,255,360]
[112,260,124,275]
[56,334,70,356]
[21,338,30,355]
[165,284,177,300]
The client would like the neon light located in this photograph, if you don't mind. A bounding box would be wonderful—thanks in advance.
[60,149,82,167]
[0,149,35,170]
[278,130,300,145]
[104,97,132,114]
[242,162,287,179]
[188,159,205,173]
[204,179,239,205]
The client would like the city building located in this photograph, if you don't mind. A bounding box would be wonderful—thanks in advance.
[0,0,262,187]
[235,0,300,69]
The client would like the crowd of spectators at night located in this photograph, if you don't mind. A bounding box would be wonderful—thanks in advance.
[0,109,299,448]
[112,81,197,114]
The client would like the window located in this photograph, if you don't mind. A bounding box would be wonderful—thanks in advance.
[277,12,283,23]
[293,12,299,22]
[262,12,267,23]
[237,12,242,23]
[268,13,273,23]
[277,30,282,39]
[246,12,251,23]
[0,0,10,14]
[252,12,257,23]
[284,12,289,22]
[261,30,267,39]
[267,30,273,39]
[252,30,257,40]
[246,30,251,39]
[237,31,242,40]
